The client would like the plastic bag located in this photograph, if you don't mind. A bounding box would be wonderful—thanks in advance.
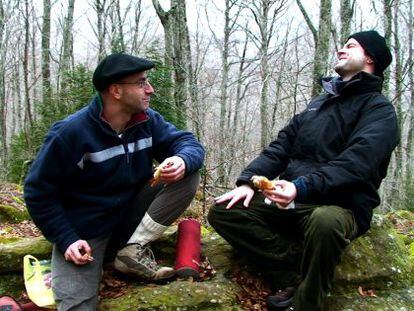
[23,255,55,309]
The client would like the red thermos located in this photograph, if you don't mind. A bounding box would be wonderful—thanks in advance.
[175,219,201,279]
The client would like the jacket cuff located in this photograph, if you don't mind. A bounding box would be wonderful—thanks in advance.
[236,177,254,188]
[292,177,308,201]
[56,232,81,255]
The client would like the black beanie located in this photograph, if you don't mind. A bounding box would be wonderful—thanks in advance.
[348,30,392,77]
[93,53,155,91]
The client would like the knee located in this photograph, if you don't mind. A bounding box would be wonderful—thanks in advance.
[307,208,342,237]
[207,203,227,229]
[182,172,201,197]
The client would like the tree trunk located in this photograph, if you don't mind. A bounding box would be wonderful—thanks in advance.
[406,0,414,179]
[340,0,353,43]
[94,0,107,62]
[152,0,190,129]
[217,0,231,185]
[0,0,6,172]
[23,0,33,129]
[296,0,332,96]
[312,0,332,96]
[392,0,403,183]
[41,0,51,104]
[382,0,392,95]
[60,0,76,89]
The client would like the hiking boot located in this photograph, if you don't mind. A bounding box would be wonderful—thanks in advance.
[114,243,175,282]
[266,286,297,310]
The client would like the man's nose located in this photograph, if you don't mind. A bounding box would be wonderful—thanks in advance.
[145,83,154,94]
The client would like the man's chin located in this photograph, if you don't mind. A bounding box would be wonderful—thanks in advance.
[333,65,345,76]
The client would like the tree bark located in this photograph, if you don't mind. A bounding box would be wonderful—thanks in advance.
[60,0,76,86]
[93,0,107,62]
[406,0,414,179]
[296,0,332,96]
[23,0,33,129]
[41,0,51,104]
[216,0,232,185]
[382,0,392,95]
[0,0,6,171]
[339,0,353,43]
[152,0,191,129]
[392,0,403,183]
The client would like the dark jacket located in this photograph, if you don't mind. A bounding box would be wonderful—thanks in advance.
[237,72,399,235]
[24,95,205,253]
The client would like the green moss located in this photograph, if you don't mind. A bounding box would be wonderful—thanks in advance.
[0,236,21,244]
[0,204,30,223]
[99,279,241,310]
[325,288,414,310]
[409,242,414,263]
[0,236,52,273]
[334,215,414,290]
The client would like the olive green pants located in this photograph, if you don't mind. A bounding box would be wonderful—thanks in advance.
[208,193,358,311]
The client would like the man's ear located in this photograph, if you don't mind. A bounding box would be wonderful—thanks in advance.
[366,56,374,64]
[108,84,122,99]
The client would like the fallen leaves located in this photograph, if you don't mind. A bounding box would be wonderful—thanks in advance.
[99,265,131,299]
[231,267,271,310]
[198,256,216,281]
[358,286,377,297]
[0,220,42,238]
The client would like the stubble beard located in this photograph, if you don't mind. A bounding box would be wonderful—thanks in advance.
[334,55,366,77]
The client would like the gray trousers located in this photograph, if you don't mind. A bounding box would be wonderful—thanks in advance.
[52,172,200,311]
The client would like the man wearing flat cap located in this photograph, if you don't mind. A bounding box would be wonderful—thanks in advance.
[208,30,399,310]
[24,53,205,310]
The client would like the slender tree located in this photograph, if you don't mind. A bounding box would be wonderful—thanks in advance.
[0,0,6,171]
[392,0,403,183]
[41,0,51,104]
[382,0,392,94]
[340,0,354,43]
[59,0,76,88]
[247,0,289,148]
[152,0,192,129]
[406,0,414,179]
[296,0,332,96]
[22,0,33,128]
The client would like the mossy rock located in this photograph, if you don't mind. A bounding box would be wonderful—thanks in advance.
[0,273,25,298]
[99,279,242,310]
[335,214,414,291]
[0,236,52,273]
[386,210,414,245]
[0,204,30,223]
[325,288,414,310]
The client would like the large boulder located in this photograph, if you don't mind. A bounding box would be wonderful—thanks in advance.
[0,213,413,310]
[0,183,30,223]
[0,236,52,273]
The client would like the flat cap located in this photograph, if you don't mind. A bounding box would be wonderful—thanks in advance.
[93,53,155,91]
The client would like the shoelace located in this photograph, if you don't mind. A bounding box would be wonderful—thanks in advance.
[135,245,158,270]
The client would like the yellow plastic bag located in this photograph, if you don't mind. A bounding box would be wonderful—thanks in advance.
[23,255,56,308]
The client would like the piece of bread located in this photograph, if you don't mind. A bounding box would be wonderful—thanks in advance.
[150,166,162,187]
[250,175,276,190]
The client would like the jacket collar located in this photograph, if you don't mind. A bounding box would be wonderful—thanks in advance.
[88,94,149,134]
[322,71,383,97]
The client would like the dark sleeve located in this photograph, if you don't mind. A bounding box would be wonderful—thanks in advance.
[150,110,205,174]
[236,113,301,186]
[298,101,399,199]
[24,130,80,254]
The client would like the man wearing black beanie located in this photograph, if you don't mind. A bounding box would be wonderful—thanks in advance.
[209,30,398,311]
